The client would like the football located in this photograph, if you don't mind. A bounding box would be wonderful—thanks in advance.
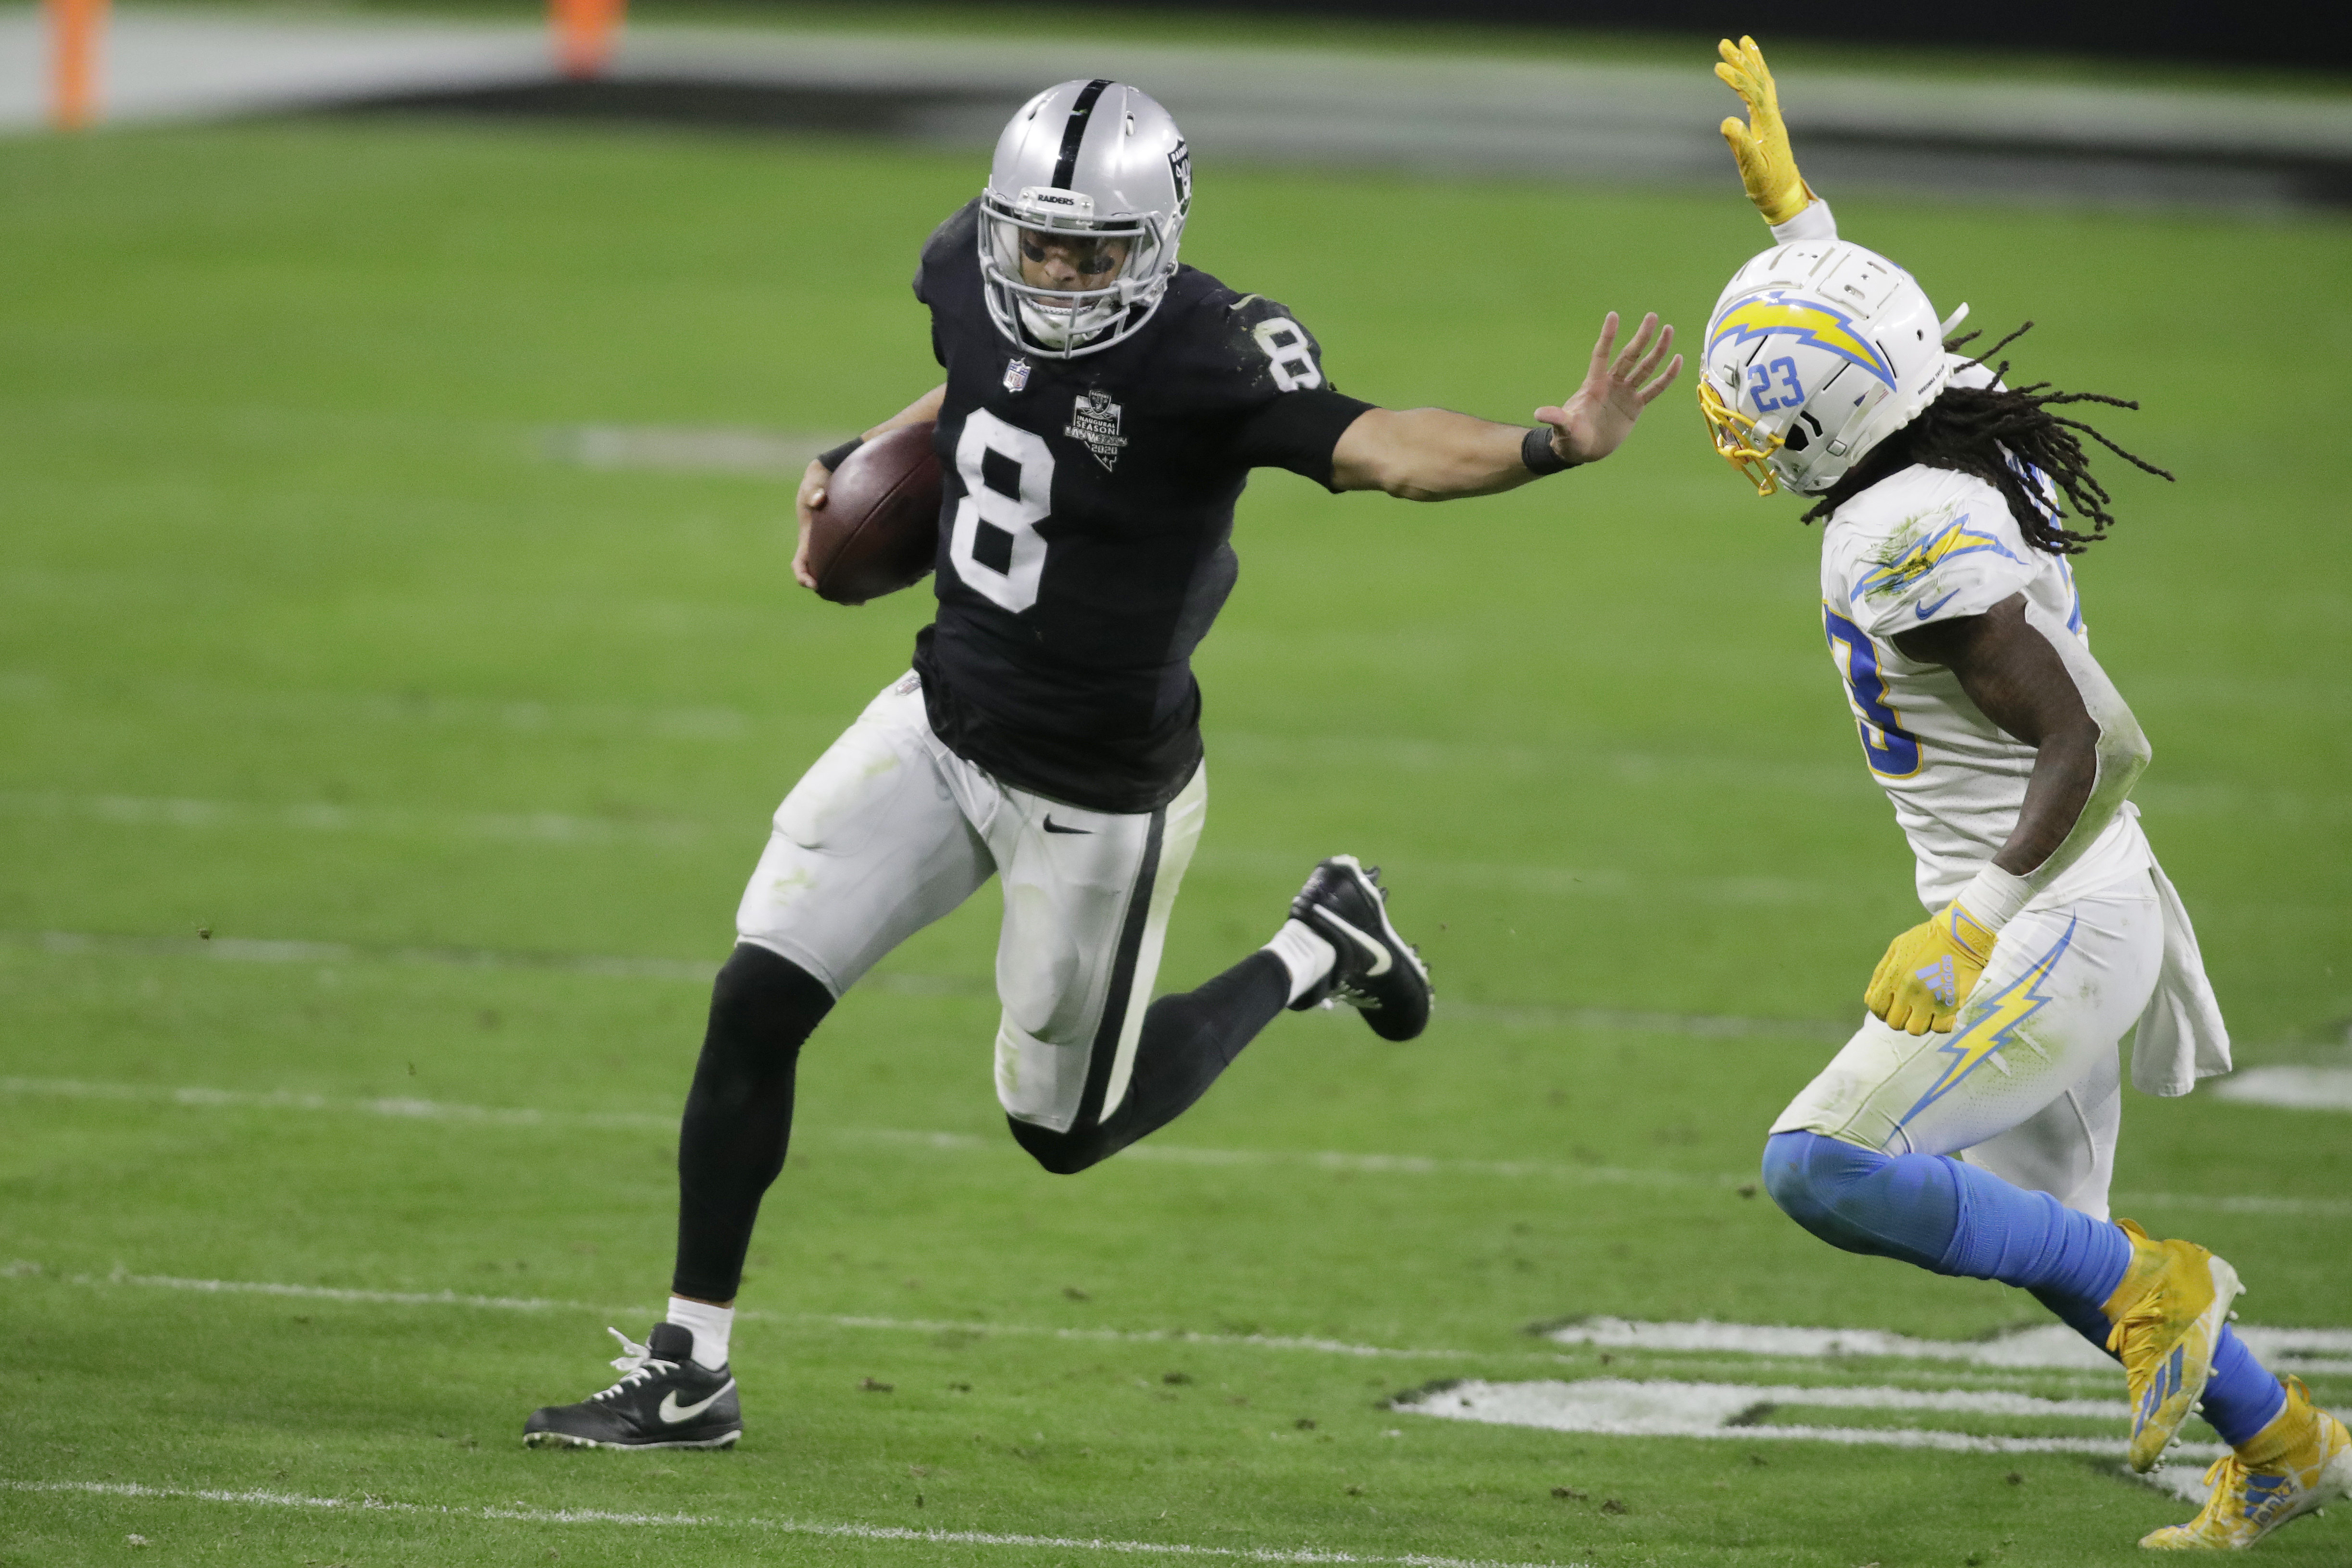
[807,421,944,606]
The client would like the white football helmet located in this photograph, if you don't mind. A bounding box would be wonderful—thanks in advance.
[1699,240,1955,496]
[979,79,1191,358]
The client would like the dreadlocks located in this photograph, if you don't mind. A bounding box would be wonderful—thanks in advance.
[1802,322,2174,554]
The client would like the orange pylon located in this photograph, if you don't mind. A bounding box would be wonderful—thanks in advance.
[47,0,107,130]
[550,0,624,79]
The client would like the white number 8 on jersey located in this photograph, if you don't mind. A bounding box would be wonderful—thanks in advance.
[949,409,1054,614]
[1252,317,1323,392]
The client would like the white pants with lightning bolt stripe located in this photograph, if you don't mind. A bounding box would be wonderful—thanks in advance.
[1772,871,2165,1220]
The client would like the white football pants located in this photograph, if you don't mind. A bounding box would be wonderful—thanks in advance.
[734,672,1206,1136]
[1772,872,2165,1220]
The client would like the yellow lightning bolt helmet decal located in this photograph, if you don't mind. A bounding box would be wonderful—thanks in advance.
[1898,917,2078,1127]
[1708,291,1898,389]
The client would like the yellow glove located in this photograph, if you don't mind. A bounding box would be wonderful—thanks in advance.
[1715,35,1813,227]
[1866,901,1999,1035]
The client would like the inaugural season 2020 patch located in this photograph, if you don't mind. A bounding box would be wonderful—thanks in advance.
[1065,390,1130,470]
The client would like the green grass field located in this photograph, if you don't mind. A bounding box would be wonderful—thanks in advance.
[2,109,2349,1567]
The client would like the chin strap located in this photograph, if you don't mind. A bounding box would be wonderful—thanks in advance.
[1015,296,1121,354]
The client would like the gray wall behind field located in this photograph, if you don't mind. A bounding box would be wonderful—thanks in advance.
[952,0,2348,72]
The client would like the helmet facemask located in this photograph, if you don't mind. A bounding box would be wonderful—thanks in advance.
[979,185,1182,357]
[1699,379,1786,496]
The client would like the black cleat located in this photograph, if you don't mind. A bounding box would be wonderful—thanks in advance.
[523,1322,741,1450]
[1288,854,1432,1042]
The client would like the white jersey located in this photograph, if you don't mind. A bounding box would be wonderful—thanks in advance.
[1818,462,2152,912]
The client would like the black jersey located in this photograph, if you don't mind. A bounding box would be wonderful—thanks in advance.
[910,198,1373,814]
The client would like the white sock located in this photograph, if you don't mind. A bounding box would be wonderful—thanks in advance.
[666,1296,734,1371]
[1263,918,1337,1004]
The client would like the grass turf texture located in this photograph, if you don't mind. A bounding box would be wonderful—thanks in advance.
[1,117,2348,1566]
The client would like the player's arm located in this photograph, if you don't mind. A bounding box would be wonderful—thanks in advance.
[1893,595,2150,882]
[1329,312,1680,501]
[791,384,946,590]
[1864,593,2152,1032]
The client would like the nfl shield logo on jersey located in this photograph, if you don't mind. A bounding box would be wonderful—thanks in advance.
[1003,357,1031,394]
[1065,389,1130,470]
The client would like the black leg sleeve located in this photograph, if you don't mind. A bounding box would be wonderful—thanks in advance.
[671,944,834,1302]
[1009,950,1290,1176]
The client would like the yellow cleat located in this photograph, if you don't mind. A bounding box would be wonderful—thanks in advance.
[2141,1377,2352,1549]
[2104,1219,2244,1473]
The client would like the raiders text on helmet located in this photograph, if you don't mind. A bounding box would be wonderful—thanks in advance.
[979,79,1192,358]
[1699,240,1954,496]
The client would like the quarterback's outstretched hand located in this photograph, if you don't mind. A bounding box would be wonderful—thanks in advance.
[1535,311,1681,466]
[1716,36,1812,228]
[1866,902,1999,1035]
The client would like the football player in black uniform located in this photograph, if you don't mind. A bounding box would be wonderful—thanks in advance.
[524,78,1680,1449]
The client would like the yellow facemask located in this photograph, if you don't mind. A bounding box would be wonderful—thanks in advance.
[1698,379,1785,497]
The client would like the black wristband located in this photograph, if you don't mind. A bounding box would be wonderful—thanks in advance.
[1521,425,1575,476]
[817,436,865,472]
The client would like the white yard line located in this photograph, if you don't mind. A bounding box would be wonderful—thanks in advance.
[18,1269,2345,1475]
[2140,1466,2220,1506]
[13,923,1844,1038]
[1547,1317,2113,1369]
[17,1265,2352,1379]
[0,1478,1578,1568]
[2214,1066,2352,1112]
[555,424,847,477]
[2108,1190,2352,1219]
[1416,1374,2134,1420]
[815,1313,1488,1361]
[6,1264,1499,1361]
[1028,1137,1725,1189]
[0,1076,1728,1189]
[6,1072,2347,1217]
[0,1075,677,1131]
[12,926,723,983]
[1396,1378,2229,1461]
[1543,1316,2352,1377]
[0,792,705,847]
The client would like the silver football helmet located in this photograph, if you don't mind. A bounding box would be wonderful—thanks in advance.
[979,79,1191,358]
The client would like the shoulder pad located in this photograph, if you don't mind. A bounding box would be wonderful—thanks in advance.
[1182,279,1333,399]
[914,198,982,303]
[1838,472,2037,634]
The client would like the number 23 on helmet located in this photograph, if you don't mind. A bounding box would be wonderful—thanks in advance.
[1699,240,1961,497]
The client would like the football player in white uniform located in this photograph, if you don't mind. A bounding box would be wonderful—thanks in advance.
[1703,38,2351,1552]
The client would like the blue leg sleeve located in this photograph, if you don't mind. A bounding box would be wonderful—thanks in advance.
[1761,1133,2286,1447]
[1760,1129,1960,1269]
[1762,1131,2131,1304]
[2029,1285,2118,1353]
[2201,1328,2289,1447]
